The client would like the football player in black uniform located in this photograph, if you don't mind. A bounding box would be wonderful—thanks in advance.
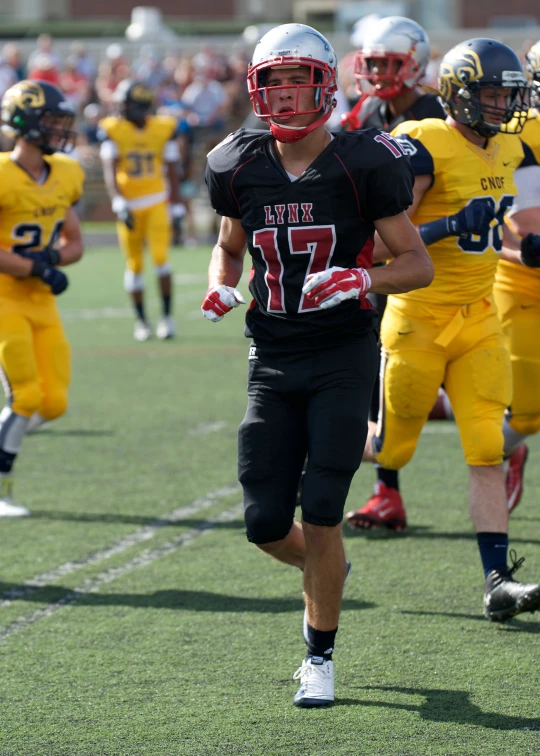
[341,16,445,132]
[202,23,433,707]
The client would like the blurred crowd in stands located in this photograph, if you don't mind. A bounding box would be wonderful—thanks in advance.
[0,33,252,234]
[0,33,251,131]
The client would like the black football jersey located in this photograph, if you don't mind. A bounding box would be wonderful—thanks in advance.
[361,93,446,132]
[205,128,414,348]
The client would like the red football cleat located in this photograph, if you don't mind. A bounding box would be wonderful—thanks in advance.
[346,482,407,531]
[506,444,529,514]
[428,388,454,420]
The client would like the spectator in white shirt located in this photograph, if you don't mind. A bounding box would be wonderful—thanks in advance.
[27,34,62,72]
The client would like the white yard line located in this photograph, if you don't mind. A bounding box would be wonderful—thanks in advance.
[0,485,239,607]
[421,425,458,434]
[0,504,243,642]
[188,421,227,435]
[174,273,208,285]
[62,307,133,321]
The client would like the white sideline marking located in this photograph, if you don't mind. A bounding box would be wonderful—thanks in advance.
[0,504,243,642]
[62,307,133,321]
[174,273,207,285]
[0,486,239,608]
[421,425,458,435]
[188,422,227,435]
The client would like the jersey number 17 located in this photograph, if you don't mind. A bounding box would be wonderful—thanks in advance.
[253,225,336,314]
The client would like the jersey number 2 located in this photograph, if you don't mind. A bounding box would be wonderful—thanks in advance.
[12,221,64,254]
[253,225,336,313]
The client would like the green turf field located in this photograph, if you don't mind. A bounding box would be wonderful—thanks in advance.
[1,244,539,755]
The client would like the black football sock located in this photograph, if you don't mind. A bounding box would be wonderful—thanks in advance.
[306,624,337,661]
[162,295,172,317]
[0,449,16,474]
[135,302,145,321]
[376,465,399,491]
[477,532,508,578]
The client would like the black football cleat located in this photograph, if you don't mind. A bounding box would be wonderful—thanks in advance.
[484,551,540,622]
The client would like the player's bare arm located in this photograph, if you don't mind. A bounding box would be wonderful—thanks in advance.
[372,173,432,262]
[509,206,540,237]
[208,216,247,287]
[101,155,120,203]
[202,217,247,322]
[0,248,33,278]
[55,206,84,265]
[166,156,182,206]
[369,212,433,294]
[164,140,185,238]
[101,154,133,229]
[501,207,540,267]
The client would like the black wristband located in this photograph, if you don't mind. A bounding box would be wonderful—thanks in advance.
[30,259,46,278]
[419,216,453,246]
[47,248,61,266]
[520,233,540,268]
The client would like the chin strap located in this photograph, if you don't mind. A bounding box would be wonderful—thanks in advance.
[269,107,334,144]
[340,93,369,131]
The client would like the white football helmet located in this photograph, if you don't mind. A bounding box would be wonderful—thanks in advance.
[247,23,338,143]
[525,40,540,105]
[354,16,430,100]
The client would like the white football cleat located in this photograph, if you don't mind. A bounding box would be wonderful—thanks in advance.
[156,316,176,340]
[134,319,152,342]
[303,559,351,644]
[0,477,29,517]
[293,657,334,707]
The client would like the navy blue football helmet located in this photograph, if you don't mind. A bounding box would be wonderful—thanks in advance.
[438,38,529,138]
[1,80,76,154]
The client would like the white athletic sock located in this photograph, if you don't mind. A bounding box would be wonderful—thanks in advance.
[502,416,528,459]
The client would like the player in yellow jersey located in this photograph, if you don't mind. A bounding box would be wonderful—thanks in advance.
[99,80,184,342]
[347,39,540,621]
[494,41,540,512]
[0,80,84,516]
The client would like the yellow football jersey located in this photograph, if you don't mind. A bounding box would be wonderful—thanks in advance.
[99,115,177,201]
[0,152,84,297]
[391,118,523,307]
[496,112,540,299]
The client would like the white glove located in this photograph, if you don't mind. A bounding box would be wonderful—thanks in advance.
[201,285,246,322]
[112,196,134,230]
[170,203,186,219]
[112,196,129,214]
[302,266,372,310]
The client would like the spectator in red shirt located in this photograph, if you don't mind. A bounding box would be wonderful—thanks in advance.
[59,56,90,113]
[28,54,60,86]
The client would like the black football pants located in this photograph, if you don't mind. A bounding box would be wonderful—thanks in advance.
[238,332,378,544]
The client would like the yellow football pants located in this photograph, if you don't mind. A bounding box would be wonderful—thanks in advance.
[0,297,70,420]
[375,297,512,469]
[494,285,540,437]
[116,201,171,274]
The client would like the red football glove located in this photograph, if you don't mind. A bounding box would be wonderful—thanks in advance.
[302,267,371,310]
[201,285,245,322]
